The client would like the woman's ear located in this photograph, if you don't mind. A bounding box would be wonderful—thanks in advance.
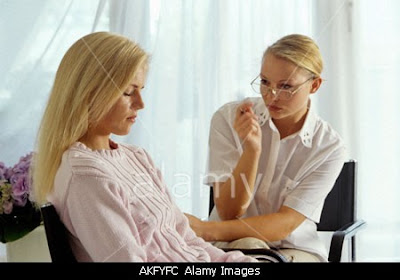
[310,77,323,94]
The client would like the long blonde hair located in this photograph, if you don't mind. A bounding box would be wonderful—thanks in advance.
[32,32,149,205]
[264,34,323,77]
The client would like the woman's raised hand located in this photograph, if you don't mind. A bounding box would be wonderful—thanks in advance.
[233,102,262,153]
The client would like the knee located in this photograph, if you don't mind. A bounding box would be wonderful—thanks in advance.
[228,237,269,249]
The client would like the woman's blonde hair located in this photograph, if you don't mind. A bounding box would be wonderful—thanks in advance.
[263,34,323,77]
[32,32,149,205]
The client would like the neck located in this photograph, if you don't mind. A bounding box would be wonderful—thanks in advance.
[79,132,111,150]
[274,107,309,139]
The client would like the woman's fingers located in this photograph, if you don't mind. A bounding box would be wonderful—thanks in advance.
[234,104,259,130]
[236,102,254,118]
[236,118,260,139]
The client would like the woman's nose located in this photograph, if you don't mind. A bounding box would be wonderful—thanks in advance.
[132,91,145,110]
[268,88,281,101]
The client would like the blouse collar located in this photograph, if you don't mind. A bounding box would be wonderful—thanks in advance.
[255,98,317,148]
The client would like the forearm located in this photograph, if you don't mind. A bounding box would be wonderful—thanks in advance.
[215,148,261,220]
[203,213,294,243]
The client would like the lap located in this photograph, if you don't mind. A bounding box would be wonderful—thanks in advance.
[213,237,270,250]
[212,237,320,263]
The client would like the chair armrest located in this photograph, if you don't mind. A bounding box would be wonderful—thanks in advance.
[329,219,366,262]
[221,248,289,263]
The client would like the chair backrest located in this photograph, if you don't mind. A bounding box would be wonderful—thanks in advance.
[40,203,77,263]
[317,160,357,231]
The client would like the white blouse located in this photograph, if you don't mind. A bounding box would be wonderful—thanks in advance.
[204,97,347,261]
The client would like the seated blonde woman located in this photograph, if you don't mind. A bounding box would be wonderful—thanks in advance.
[32,32,258,263]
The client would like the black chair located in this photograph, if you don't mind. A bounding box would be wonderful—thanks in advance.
[317,160,366,262]
[40,203,77,263]
[208,160,366,263]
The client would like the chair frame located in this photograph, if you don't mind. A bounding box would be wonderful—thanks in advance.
[317,160,366,262]
[40,203,77,263]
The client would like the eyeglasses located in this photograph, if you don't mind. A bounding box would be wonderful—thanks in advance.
[250,75,315,101]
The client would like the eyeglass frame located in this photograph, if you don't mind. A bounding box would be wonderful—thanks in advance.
[250,75,316,100]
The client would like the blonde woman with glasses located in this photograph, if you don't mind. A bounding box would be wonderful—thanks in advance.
[32,32,258,263]
[186,34,346,262]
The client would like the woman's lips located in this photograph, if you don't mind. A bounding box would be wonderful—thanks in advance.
[127,116,137,123]
[268,105,282,112]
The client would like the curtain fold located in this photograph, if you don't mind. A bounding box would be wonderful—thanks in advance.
[315,0,400,261]
[351,0,400,262]
[0,0,108,166]
[313,0,357,157]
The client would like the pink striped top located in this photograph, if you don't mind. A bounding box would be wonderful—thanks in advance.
[48,141,256,262]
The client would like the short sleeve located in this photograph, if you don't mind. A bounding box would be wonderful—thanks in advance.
[283,145,346,223]
[203,106,242,186]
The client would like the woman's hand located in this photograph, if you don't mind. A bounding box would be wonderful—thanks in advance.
[233,102,262,153]
[184,213,210,240]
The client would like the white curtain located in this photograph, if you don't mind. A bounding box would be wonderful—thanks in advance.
[314,0,400,261]
[0,0,109,166]
[312,0,356,154]
[351,0,400,262]
[0,0,109,261]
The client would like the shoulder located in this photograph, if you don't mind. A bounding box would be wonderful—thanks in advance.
[312,115,346,157]
[62,144,111,177]
[118,142,145,157]
[52,145,122,209]
[304,102,344,147]
[315,116,344,144]
[60,142,149,179]
[119,143,157,169]
[55,144,132,198]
